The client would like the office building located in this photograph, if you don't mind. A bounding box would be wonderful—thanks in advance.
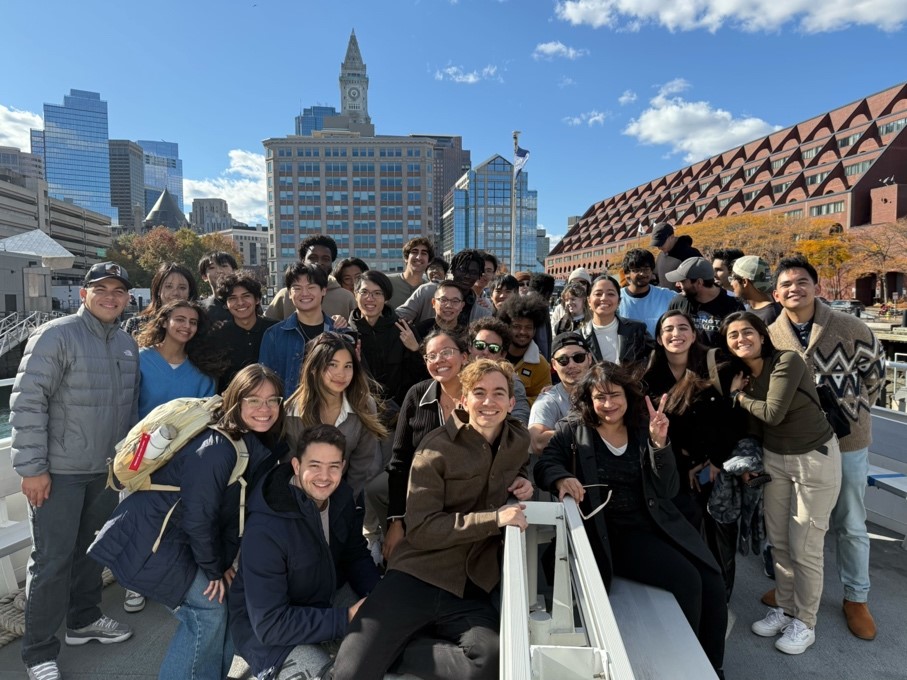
[547,81,907,278]
[536,227,550,269]
[295,105,340,136]
[0,147,43,184]
[108,140,145,233]
[215,224,268,272]
[190,197,233,234]
[409,134,471,245]
[29,89,117,222]
[137,140,184,214]
[441,154,538,272]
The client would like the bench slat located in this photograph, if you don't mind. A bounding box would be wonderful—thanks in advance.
[0,522,31,558]
[867,465,907,499]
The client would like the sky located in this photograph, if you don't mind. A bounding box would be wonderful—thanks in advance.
[2,0,906,246]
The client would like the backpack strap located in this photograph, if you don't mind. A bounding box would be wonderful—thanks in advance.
[706,348,722,396]
[212,427,250,538]
[152,499,180,554]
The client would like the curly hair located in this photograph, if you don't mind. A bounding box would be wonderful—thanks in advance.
[495,291,549,329]
[403,237,435,260]
[297,234,338,262]
[136,300,228,378]
[215,270,263,303]
[459,358,515,398]
[467,316,512,353]
[572,362,649,430]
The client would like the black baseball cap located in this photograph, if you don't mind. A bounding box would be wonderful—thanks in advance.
[551,332,590,356]
[650,223,675,247]
[83,261,131,288]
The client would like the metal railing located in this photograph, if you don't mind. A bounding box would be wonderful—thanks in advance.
[0,311,64,359]
[883,360,907,411]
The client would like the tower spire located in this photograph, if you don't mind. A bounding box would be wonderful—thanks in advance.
[339,29,370,125]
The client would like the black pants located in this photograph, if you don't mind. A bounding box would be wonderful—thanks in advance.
[331,570,499,680]
[609,525,727,672]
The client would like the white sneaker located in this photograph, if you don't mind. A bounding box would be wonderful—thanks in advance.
[123,590,146,613]
[27,660,61,680]
[751,607,793,637]
[775,618,816,654]
[366,535,383,566]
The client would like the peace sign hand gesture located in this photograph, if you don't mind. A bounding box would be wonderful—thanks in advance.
[646,394,669,449]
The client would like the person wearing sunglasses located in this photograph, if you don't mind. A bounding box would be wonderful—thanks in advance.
[534,362,727,678]
[466,317,530,425]
[529,333,592,454]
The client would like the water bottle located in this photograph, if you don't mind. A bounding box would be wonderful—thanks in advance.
[129,424,177,470]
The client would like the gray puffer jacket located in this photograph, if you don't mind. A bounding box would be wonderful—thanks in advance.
[11,306,140,477]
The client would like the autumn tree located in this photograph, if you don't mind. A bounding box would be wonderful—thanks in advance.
[845,219,907,301]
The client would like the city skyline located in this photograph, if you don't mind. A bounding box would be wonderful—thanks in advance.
[2,1,906,244]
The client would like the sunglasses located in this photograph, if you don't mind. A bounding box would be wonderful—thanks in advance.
[553,351,589,366]
[472,340,503,354]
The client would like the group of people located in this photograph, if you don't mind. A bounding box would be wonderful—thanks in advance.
[8,225,884,680]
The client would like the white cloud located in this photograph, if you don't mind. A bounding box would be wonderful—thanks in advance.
[623,79,781,162]
[0,104,44,150]
[184,149,267,225]
[554,0,907,33]
[618,89,637,105]
[563,109,609,126]
[558,76,577,88]
[532,40,589,60]
[434,64,503,84]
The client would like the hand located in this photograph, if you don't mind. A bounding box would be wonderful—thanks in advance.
[22,472,52,508]
[382,520,405,561]
[331,315,349,330]
[709,463,721,483]
[730,371,748,393]
[689,462,706,492]
[223,566,236,588]
[396,320,419,352]
[554,476,585,502]
[508,476,534,501]
[645,394,669,447]
[348,597,366,622]
[496,503,528,531]
[203,578,227,603]
[476,297,491,309]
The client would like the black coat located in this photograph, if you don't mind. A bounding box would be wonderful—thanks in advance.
[581,316,653,366]
[534,420,719,590]
[348,306,422,406]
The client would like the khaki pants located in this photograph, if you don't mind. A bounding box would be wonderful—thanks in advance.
[762,438,841,628]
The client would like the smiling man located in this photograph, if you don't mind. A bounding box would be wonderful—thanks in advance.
[330,360,532,680]
[395,248,492,326]
[387,237,434,308]
[618,248,677,336]
[230,424,380,680]
[496,292,552,404]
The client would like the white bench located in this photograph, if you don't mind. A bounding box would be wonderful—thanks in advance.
[0,457,31,595]
[867,406,907,549]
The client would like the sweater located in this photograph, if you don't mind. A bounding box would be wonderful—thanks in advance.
[768,303,884,452]
[137,347,216,419]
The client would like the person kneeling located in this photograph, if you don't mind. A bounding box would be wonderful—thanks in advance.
[230,424,381,680]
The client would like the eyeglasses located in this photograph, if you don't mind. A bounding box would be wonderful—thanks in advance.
[242,396,283,409]
[628,267,652,275]
[553,351,589,366]
[424,347,459,363]
[356,289,385,299]
[434,297,463,306]
[472,340,503,354]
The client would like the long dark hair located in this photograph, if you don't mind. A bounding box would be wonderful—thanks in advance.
[136,300,228,378]
[646,309,714,415]
[719,311,777,359]
[142,262,197,318]
[572,362,648,430]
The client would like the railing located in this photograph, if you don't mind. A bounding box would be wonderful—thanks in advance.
[884,360,907,411]
[0,311,64,358]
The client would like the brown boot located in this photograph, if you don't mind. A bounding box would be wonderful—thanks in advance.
[843,600,877,640]
[760,588,777,607]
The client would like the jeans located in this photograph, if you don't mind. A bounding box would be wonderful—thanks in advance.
[762,439,842,628]
[159,569,233,680]
[832,447,871,602]
[331,570,499,680]
[22,473,117,666]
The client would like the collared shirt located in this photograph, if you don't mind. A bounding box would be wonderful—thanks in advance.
[212,316,278,391]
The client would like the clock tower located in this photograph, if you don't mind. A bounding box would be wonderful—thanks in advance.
[340,30,370,125]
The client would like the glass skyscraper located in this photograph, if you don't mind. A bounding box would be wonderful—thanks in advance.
[295,106,339,136]
[441,155,538,272]
[137,140,184,214]
[30,89,117,222]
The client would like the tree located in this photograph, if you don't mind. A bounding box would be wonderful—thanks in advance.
[845,219,907,301]
[796,235,852,299]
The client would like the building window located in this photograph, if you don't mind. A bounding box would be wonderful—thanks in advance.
[879,117,907,136]
[770,156,788,170]
[743,190,760,202]
[837,132,861,148]
[772,181,792,194]
[802,146,820,160]
[785,209,803,218]
[744,167,758,178]
[806,171,830,186]
[809,201,845,216]
[844,160,873,176]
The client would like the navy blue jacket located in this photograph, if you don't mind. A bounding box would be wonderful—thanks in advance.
[229,463,380,677]
[88,429,275,609]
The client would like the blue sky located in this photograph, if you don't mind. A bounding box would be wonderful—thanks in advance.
[2,0,906,244]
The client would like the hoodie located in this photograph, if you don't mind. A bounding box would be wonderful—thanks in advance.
[229,463,380,677]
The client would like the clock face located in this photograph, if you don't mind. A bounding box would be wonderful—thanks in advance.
[349,87,360,100]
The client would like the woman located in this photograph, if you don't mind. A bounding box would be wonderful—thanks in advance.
[534,362,727,676]
[135,301,223,420]
[553,282,592,334]
[122,262,197,336]
[379,330,470,560]
[581,275,651,364]
[284,332,388,499]
[332,257,370,293]
[88,364,283,680]
[644,310,747,599]
[349,270,422,407]
[720,311,841,655]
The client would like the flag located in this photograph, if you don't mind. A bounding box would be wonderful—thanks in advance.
[514,146,530,176]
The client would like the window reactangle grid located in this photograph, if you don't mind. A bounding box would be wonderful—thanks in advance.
[809,201,845,216]
[879,117,907,136]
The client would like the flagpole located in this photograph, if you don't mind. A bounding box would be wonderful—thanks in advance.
[510,130,520,273]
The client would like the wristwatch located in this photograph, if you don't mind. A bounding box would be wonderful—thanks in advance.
[731,390,743,405]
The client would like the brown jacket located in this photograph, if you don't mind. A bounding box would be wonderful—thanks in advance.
[388,411,530,597]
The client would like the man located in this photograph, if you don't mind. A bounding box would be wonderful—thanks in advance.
[414,280,469,338]
[618,248,677,336]
[466,316,530,424]
[395,249,492,326]
[766,255,885,641]
[529,332,592,454]
[330,360,532,680]
[259,263,335,397]
[211,271,277,391]
[11,262,139,680]
[265,235,356,321]
[198,251,238,323]
[496,293,552,404]
[667,257,743,347]
[528,272,556,360]
[473,252,498,303]
[425,257,448,284]
[387,237,434,308]
[730,255,782,325]
[712,248,745,293]
[651,223,702,288]
[230,424,381,680]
